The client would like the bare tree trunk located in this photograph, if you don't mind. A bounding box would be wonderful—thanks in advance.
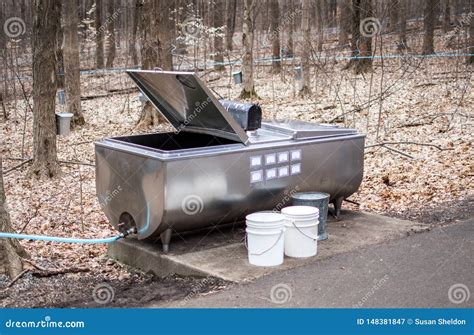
[214,0,225,70]
[316,0,324,51]
[239,0,258,99]
[31,0,60,178]
[300,0,312,96]
[398,0,409,50]
[0,2,6,103]
[105,0,116,68]
[63,0,85,126]
[129,0,139,65]
[270,0,281,73]
[468,11,474,64]
[0,2,5,53]
[56,8,64,89]
[345,0,373,74]
[338,0,350,46]
[422,0,436,54]
[443,0,451,32]
[389,0,399,32]
[19,0,27,50]
[225,0,237,51]
[136,0,165,129]
[158,1,173,71]
[0,155,28,278]
[286,0,294,57]
[95,0,104,69]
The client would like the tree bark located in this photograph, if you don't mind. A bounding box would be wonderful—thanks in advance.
[63,0,85,126]
[0,2,5,53]
[338,0,350,46]
[389,0,399,32]
[443,0,451,32]
[105,0,116,68]
[95,0,104,69]
[468,11,474,64]
[345,0,373,74]
[31,0,60,178]
[129,0,140,65]
[136,0,166,129]
[56,4,64,89]
[316,0,324,51]
[225,0,237,51]
[397,0,409,50]
[1,143,28,278]
[214,0,225,70]
[285,0,294,57]
[300,0,312,96]
[239,0,258,99]
[157,1,173,71]
[422,0,436,54]
[270,0,281,73]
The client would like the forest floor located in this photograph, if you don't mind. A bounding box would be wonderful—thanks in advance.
[0,46,472,307]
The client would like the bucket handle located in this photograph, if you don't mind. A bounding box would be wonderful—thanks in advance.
[290,219,318,241]
[245,229,284,256]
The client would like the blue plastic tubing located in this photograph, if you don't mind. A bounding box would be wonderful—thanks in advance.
[0,232,122,244]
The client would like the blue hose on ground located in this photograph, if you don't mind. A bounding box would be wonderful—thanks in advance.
[0,232,124,244]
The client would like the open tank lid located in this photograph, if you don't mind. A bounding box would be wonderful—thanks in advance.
[127,70,249,144]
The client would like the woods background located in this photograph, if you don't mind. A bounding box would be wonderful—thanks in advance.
[0,0,472,306]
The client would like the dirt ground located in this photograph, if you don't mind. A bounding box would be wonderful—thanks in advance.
[0,33,472,307]
[0,270,227,308]
[1,197,471,308]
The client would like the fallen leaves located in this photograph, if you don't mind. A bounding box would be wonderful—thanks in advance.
[0,44,472,285]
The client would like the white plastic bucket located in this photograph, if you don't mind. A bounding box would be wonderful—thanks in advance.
[281,206,319,258]
[246,212,285,267]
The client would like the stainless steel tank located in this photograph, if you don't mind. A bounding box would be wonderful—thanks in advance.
[95,70,365,251]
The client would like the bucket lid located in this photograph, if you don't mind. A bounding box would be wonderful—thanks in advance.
[281,206,319,217]
[56,112,74,118]
[127,70,249,144]
[292,192,330,201]
[246,212,285,224]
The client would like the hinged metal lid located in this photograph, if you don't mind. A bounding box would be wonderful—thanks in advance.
[127,70,249,144]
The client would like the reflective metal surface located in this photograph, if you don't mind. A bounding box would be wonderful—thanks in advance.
[291,192,330,241]
[262,120,357,139]
[127,70,249,144]
[96,71,365,247]
[96,128,365,241]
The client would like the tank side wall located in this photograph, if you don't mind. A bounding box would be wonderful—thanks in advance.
[95,145,165,239]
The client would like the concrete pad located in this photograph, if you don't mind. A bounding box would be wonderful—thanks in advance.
[108,210,426,283]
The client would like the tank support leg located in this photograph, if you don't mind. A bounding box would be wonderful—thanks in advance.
[333,197,344,219]
[160,228,172,253]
